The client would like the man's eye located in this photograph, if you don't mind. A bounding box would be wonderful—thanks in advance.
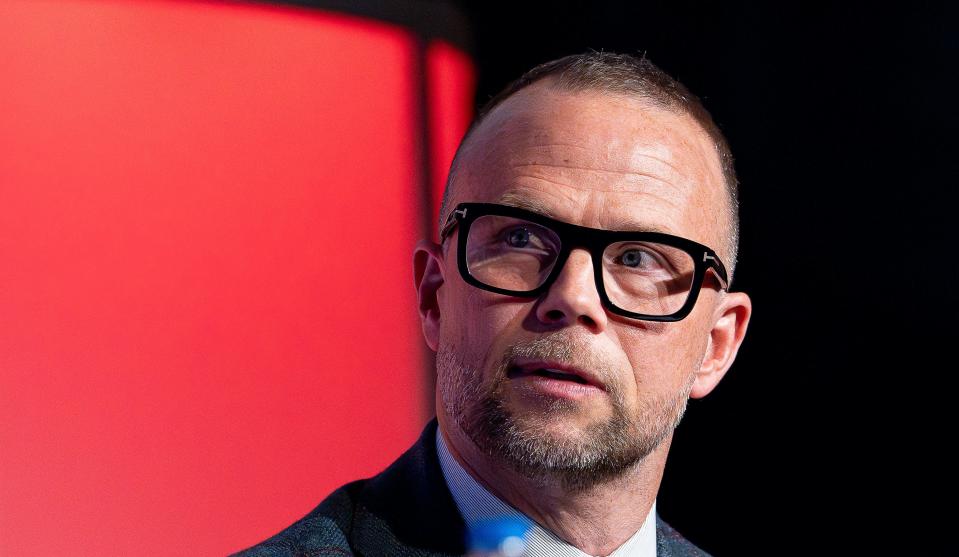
[620,249,657,269]
[505,227,531,248]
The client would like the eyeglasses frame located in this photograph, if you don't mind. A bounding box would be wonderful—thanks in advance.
[439,202,729,322]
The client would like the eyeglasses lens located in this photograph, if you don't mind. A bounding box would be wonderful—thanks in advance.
[601,241,695,316]
[464,214,695,316]
[465,215,561,291]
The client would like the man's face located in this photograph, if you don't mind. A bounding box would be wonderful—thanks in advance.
[431,82,731,489]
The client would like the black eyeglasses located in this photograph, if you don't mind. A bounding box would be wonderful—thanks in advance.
[439,202,728,322]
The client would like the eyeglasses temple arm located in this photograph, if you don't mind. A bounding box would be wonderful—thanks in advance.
[439,208,467,243]
[704,252,729,291]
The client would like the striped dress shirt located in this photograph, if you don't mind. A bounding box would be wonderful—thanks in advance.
[436,429,657,557]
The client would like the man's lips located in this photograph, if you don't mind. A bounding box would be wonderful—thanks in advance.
[506,359,607,391]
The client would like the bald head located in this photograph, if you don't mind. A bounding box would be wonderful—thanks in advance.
[439,52,740,281]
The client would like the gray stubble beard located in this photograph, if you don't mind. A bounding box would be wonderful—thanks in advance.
[437,334,696,493]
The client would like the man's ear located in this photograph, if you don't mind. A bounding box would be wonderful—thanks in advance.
[690,291,752,399]
[413,239,446,352]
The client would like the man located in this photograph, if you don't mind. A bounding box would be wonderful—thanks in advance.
[234,52,751,557]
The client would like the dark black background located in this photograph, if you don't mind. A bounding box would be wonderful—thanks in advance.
[458,3,956,554]
[288,1,957,553]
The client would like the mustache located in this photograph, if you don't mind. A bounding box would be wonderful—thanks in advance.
[496,332,618,386]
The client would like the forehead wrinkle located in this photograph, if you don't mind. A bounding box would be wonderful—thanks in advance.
[456,110,715,204]
[625,151,687,179]
[495,186,681,234]
[501,139,702,200]
[510,162,673,181]
[507,140,688,180]
[519,140,689,176]
[505,169,686,211]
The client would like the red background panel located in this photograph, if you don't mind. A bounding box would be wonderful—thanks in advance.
[0,0,473,554]
[426,40,476,235]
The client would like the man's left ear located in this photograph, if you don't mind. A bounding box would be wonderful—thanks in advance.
[690,292,752,399]
[412,239,446,352]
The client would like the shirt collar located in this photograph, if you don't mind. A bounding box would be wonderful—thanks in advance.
[435,427,657,557]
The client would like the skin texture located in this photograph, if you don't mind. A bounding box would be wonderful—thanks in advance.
[413,80,752,555]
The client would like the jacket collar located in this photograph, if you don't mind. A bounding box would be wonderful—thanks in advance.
[351,418,467,556]
[350,418,704,556]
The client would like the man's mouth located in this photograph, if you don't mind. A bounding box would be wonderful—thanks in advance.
[509,367,590,384]
[506,361,604,390]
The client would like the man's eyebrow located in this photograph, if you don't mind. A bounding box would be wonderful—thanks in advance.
[605,216,675,235]
[495,193,558,218]
[495,193,675,235]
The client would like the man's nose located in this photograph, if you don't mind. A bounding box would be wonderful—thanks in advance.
[535,248,608,332]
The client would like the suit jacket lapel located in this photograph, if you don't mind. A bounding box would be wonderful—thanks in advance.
[351,419,467,556]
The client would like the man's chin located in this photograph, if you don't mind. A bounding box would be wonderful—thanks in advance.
[504,403,614,441]
[480,416,643,491]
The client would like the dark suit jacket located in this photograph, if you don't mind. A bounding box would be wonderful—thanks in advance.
[232,419,712,556]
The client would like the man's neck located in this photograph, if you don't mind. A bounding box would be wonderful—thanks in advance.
[438,415,671,556]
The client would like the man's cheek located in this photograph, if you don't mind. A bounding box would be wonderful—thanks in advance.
[623,341,685,391]
[666,322,712,374]
[459,291,506,341]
